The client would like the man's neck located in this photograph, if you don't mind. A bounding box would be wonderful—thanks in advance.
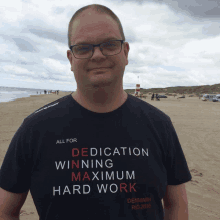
[71,88,128,113]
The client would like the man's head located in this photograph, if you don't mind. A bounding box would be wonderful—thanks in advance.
[67,4,129,92]
[67,4,125,49]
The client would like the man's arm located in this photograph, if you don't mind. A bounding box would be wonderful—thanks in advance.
[0,187,28,220]
[162,183,189,220]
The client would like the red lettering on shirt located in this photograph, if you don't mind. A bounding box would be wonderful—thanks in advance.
[120,183,128,192]
[82,172,91,181]
[72,148,79,157]
[129,183,137,192]
[72,160,79,169]
[82,148,88,156]
[72,172,81,181]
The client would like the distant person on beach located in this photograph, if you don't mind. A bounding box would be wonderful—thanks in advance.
[151,93,154,100]
[0,4,191,220]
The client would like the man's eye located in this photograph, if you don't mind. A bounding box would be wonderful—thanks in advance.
[103,42,115,47]
[77,46,90,51]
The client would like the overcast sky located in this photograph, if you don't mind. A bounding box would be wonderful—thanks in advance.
[1,0,220,91]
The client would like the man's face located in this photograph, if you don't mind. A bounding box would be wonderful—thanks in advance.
[67,10,129,90]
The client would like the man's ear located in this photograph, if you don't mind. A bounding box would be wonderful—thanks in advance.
[67,50,73,71]
[124,43,129,65]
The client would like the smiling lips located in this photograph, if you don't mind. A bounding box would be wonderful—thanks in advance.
[89,67,111,73]
[90,67,109,71]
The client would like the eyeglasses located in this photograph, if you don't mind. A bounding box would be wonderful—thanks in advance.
[69,40,124,59]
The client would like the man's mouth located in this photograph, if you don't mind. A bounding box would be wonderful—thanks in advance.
[89,66,112,71]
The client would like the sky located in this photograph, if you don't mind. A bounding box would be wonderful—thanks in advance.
[1,0,220,91]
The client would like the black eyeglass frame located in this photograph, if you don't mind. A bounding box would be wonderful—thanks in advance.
[69,40,125,59]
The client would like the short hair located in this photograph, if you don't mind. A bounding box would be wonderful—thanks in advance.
[68,4,126,48]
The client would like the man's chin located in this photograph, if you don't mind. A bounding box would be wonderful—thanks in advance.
[91,79,114,88]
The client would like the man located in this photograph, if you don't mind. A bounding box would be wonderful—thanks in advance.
[0,4,191,220]
[151,93,155,100]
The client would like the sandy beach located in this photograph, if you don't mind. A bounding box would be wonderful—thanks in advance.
[0,92,220,220]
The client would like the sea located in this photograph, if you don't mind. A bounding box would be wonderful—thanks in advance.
[0,87,72,103]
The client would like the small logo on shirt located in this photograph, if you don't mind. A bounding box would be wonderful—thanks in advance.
[56,138,77,144]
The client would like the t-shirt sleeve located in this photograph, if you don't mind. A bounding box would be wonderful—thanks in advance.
[164,117,192,185]
[0,119,33,193]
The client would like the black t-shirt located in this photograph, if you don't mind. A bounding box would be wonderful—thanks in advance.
[0,93,192,220]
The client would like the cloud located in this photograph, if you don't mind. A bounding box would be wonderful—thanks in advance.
[3,65,34,75]
[11,37,37,52]
[28,28,67,44]
[112,0,220,19]
[49,53,68,61]
[168,0,220,18]
[1,0,220,91]
[202,22,220,36]
[42,58,68,73]
[52,6,66,14]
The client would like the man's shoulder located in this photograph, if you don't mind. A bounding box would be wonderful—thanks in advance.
[23,94,72,125]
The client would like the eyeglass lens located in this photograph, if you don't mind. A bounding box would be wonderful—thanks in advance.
[72,41,122,59]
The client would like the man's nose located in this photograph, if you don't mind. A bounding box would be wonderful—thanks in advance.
[92,46,105,58]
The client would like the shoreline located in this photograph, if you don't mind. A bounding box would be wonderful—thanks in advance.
[1,90,219,105]
[0,91,73,105]
[0,91,73,104]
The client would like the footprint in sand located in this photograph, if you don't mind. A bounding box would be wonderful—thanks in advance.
[190,180,199,185]
[19,210,35,216]
[190,170,220,195]
[190,169,203,177]
[19,210,28,216]
[189,169,203,185]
